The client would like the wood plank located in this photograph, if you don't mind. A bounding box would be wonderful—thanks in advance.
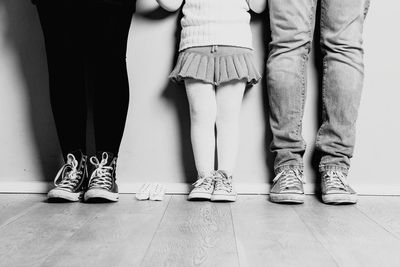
[292,197,400,267]
[0,197,107,267]
[40,195,170,267]
[141,195,239,267]
[2,194,400,267]
[356,196,400,239]
[231,195,338,267]
[0,194,44,228]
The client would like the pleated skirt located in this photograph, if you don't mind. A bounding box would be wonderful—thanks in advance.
[169,45,261,87]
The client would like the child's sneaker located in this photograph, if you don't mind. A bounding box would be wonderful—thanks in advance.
[188,174,214,200]
[321,170,357,204]
[211,170,237,202]
[47,153,88,202]
[84,152,119,202]
[270,168,305,204]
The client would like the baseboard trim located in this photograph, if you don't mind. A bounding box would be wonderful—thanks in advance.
[1,181,400,196]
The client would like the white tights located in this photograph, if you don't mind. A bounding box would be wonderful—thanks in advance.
[184,79,246,178]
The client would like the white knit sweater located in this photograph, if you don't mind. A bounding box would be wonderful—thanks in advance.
[179,0,253,51]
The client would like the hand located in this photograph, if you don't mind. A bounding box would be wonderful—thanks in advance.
[156,0,184,12]
[136,0,159,13]
[247,0,267,14]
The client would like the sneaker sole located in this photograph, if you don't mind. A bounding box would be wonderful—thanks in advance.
[84,189,119,202]
[47,189,82,202]
[187,192,212,200]
[322,194,357,204]
[210,194,237,202]
[270,193,305,204]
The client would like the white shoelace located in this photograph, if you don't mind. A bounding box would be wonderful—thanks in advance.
[213,172,233,193]
[88,153,113,190]
[324,170,348,190]
[273,169,305,190]
[53,154,81,190]
[192,177,214,191]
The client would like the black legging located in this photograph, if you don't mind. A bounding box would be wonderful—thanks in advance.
[35,0,135,158]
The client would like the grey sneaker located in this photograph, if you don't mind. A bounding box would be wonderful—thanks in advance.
[188,174,214,200]
[270,169,305,203]
[211,170,237,202]
[321,170,357,204]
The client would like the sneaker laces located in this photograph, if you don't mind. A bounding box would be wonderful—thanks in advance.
[88,153,113,190]
[273,169,305,190]
[192,176,214,191]
[53,154,82,190]
[324,170,348,191]
[213,171,233,193]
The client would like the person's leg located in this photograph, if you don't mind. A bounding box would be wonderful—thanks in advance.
[35,0,87,159]
[36,0,88,201]
[84,0,135,202]
[317,0,369,173]
[211,80,246,202]
[267,0,316,174]
[267,0,316,203]
[215,80,246,176]
[317,0,370,204]
[87,0,135,156]
[185,79,217,200]
[185,79,217,176]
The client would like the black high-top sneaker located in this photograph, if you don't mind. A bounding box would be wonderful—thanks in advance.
[84,152,119,202]
[47,152,88,202]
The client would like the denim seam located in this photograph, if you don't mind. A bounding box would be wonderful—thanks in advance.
[298,55,307,137]
[364,0,371,20]
[360,1,368,68]
[320,0,326,30]
[296,0,315,138]
[315,5,328,148]
[302,0,316,121]
[315,57,328,148]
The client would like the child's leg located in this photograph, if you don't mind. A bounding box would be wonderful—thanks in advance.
[184,79,217,177]
[215,80,246,176]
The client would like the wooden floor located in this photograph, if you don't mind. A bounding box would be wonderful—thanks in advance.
[1,195,400,267]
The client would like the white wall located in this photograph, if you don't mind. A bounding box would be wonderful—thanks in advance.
[0,1,399,194]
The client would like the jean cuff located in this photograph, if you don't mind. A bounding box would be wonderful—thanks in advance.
[274,165,304,175]
[319,165,349,175]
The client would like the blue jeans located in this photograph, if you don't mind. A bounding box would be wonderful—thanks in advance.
[267,0,370,175]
